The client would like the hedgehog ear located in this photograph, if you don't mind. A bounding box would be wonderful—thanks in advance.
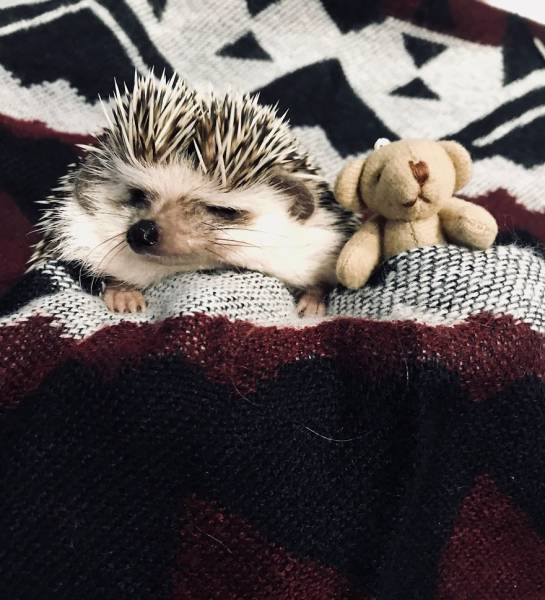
[334,158,366,213]
[269,171,315,221]
[439,141,472,191]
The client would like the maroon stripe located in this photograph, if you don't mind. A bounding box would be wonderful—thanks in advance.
[0,191,37,294]
[467,188,545,245]
[1,313,543,408]
[171,496,365,600]
[53,312,545,403]
[0,113,92,146]
[384,0,506,45]
[384,0,545,46]
[0,317,78,409]
[438,474,545,599]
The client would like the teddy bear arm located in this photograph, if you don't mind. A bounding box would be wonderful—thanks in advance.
[440,197,498,251]
[336,219,381,289]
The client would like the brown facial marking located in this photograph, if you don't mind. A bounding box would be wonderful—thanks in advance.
[409,160,429,187]
[270,173,315,221]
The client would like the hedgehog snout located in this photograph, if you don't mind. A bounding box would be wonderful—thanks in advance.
[126,219,160,253]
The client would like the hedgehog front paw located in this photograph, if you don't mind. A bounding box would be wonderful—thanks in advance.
[297,290,327,317]
[103,287,146,313]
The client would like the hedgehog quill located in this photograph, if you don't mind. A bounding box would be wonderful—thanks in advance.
[29,71,353,315]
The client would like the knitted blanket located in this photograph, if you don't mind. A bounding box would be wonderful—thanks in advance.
[2,1,545,598]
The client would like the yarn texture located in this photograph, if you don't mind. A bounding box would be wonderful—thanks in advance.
[1,0,545,598]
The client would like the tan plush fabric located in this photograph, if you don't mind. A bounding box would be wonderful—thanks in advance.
[335,216,381,289]
[334,158,366,213]
[383,215,446,259]
[335,139,498,289]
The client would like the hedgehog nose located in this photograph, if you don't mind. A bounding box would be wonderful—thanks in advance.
[127,220,159,252]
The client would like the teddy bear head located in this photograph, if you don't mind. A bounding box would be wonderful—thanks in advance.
[334,139,472,221]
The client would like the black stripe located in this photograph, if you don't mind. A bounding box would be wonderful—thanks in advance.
[0,121,79,223]
[3,348,544,598]
[0,0,64,27]
[96,0,173,76]
[0,268,57,315]
[455,87,545,144]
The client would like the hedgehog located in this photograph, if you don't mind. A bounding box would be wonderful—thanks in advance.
[29,70,354,316]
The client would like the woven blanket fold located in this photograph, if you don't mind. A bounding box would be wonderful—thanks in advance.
[2,1,545,598]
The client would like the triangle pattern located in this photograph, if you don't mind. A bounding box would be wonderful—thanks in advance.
[320,0,383,33]
[438,475,545,599]
[246,0,278,17]
[254,59,396,157]
[503,16,545,85]
[403,33,447,68]
[0,8,136,102]
[391,77,439,100]
[147,0,167,19]
[217,31,271,61]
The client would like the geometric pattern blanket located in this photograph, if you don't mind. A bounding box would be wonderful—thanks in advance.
[1,1,545,598]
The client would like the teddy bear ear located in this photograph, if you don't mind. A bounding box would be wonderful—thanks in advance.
[439,140,472,191]
[334,158,366,212]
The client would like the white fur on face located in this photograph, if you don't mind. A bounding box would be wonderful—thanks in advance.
[206,186,343,288]
[59,159,343,289]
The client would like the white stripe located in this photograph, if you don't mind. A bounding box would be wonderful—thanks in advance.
[474,105,545,147]
[0,1,147,72]
[89,2,147,72]
[0,65,107,134]
[0,2,86,36]
[0,0,52,7]
[463,157,545,212]
[535,37,545,61]
[3,246,545,339]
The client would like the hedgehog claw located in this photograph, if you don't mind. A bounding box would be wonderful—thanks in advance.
[297,291,327,318]
[103,287,146,313]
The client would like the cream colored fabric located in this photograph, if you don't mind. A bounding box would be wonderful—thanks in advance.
[335,140,498,289]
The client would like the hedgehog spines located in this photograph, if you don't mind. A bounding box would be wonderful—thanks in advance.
[29,69,344,270]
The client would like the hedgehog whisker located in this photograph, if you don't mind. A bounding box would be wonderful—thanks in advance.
[202,221,224,231]
[211,240,263,251]
[78,231,125,289]
[218,226,290,238]
[204,246,225,262]
[208,242,247,263]
[93,240,128,293]
[93,238,126,276]
[212,237,258,247]
[93,210,130,218]
[98,239,127,279]
[202,221,289,239]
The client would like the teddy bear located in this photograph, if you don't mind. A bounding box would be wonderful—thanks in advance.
[334,138,498,289]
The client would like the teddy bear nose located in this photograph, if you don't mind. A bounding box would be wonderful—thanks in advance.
[409,160,429,186]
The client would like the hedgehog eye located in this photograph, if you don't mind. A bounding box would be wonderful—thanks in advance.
[205,205,244,220]
[127,188,149,208]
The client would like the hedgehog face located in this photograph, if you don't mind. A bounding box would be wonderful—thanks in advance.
[69,158,245,280]
[65,156,328,288]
